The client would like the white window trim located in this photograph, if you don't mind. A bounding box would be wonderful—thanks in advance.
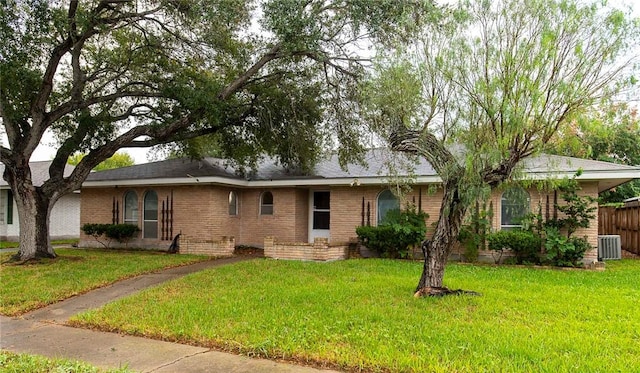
[123,190,139,225]
[143,190,158,239]
[260,191,274,216]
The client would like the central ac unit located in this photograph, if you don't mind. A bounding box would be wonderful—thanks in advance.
[598,235,622,260]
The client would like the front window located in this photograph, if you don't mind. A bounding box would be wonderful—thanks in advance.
[143,190,158,238]
[124,191,138,225]
[260,191,273,215]
[229,191,238,216]
[313,191,330,230]
[377,189,399,224]
[501,187,530,230]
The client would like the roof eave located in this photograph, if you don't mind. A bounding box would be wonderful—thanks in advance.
[82,175,444,188]
[522,170,640,192]
[80,169,639,190]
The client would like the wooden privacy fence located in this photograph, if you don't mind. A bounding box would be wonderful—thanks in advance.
[599,204,640,255]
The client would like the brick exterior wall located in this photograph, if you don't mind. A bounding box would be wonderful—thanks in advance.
[264,236,349,261]
[474,182,599,263]
[328,185,443,243]
[80,185,309,249]
[80,181,600,263]
[235,188,308,247]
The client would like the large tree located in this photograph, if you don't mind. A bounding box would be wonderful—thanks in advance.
[364,0,638,295]
[1,0,434,261]
[546,104,640,203]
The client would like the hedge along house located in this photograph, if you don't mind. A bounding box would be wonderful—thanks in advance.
[1,161,81,241]
[79,149,640,262]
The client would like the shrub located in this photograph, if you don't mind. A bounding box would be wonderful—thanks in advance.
[517,175,596,267]
[487,230,542,264]
[543,227,591,267]
[555,177,597,238]
[104,224,140,242]
[81,223,140,248]
[568,237,592,265]
[356,209,428,259]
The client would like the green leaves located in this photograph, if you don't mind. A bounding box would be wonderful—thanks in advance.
[486,230,543,264]
[356,208,428,258]
[68,152,135,171]
[3,0,437,172]
[366,0,638,203]
[263,0,437,51]
[543,227,590,267]
[546,104,640,203]
[362,58,425,134]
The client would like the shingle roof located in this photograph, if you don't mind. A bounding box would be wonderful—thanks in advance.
[85,149,436,182]
[84,157,243,182]
[522,154,640,173]
[76,149,640,193]
[5,152,636,192]
[85,149,638,182]
[0,161,74,187]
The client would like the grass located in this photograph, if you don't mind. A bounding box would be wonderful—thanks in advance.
[0,351,132,373]
[0,238,79,249]
[0,248,210,316]
[0,241,19,249]
[51,238,81,246]
[71,259,640,372]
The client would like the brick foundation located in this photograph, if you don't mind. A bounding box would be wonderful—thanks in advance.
[180,235,235,257]
[264,236,350,261]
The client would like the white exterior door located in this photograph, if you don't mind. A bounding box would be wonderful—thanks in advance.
[309,191,330,242]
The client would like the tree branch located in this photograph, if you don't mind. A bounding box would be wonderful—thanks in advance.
[218,45,282,100]
[124,125,223,147]
[47,90,165,124]
[389,127,459,177]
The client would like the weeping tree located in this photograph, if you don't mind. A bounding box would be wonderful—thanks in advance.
[0,0,435,261]
[364,0,638,295]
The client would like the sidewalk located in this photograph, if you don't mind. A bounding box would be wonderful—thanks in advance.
[1,256,339,373]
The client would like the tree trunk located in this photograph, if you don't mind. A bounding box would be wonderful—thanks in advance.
[5,163,57,261]
[414,182,467,296]
[13,190,56,261]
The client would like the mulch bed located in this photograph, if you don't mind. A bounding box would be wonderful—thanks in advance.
[234,246,265,257]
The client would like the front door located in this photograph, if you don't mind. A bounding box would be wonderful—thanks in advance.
[309,191,330,242]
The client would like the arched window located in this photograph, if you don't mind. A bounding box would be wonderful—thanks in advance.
[143,190,158,238]
[377,189,399,224]
[501,187,530,230]
[260,191,273,215]
[123,191,138,226]
[228,191,238,216]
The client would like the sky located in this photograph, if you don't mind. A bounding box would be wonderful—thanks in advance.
[29,133,152,164]
[3,0,639,165]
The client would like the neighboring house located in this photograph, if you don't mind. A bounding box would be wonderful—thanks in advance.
[79,150,640,262]
[623,196,640,207]
[0,161,81,241]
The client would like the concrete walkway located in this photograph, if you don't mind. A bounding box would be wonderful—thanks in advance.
[1,256,339,373]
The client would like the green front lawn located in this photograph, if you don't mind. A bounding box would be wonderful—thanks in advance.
[0,241,19,249]
[70,259,640,372]
[0,248,210,316]
[0,239,79,249]
[0,351,132,373]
